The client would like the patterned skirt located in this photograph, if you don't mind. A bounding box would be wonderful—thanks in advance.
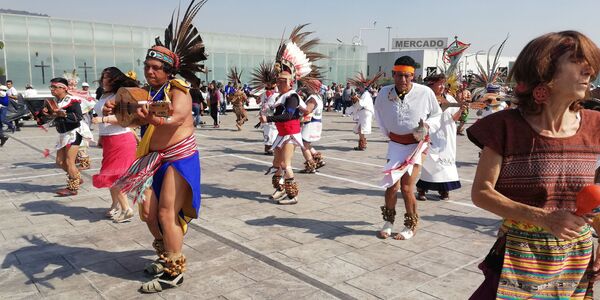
[473,220,594,299]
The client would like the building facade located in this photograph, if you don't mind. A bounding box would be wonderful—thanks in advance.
[367,49,517,84]
[0,13,367,90]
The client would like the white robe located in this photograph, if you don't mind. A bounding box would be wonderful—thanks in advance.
[351,91,374,135]
[420,95,460,183]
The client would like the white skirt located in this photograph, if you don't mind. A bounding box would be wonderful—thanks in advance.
[301,121,322,142]
[271,133,304,150]
[380,140,428,188]
[353,110,373,135]
[55,121,94,150]
[262,123,278,145]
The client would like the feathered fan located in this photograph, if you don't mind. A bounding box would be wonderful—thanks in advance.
[154,0,208,87]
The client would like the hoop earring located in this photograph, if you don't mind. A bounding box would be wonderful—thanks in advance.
[533,85,550,105]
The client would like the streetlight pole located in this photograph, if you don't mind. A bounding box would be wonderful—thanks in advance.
[385,26,392,51]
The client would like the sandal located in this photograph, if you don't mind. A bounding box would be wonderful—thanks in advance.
[105,207,119,218]
[144,260,165,277]
[378,221,393,239]
[417,189,427,201]
[113,208,134,223]
[277,197,298,205]
[139,273,184,293]
[394,226,415,240]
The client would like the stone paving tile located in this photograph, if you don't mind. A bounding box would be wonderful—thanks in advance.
[300,257,369,285]
[416,268,483,300]
[278,239,355,265]
[0,267,40,299]
[243,233,301,254]
[338,242,416,271]
[399,247,480,278]
[346,264,435,299]
[221,272,319,300]
[230,258,284,282]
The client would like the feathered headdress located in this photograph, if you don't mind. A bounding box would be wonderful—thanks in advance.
[348,71,384,89]
[148,0,208,86]
[470,35,509,100]
[274,24,325,93]
[250,61,277,93]
[227,67,243,89]
[63,69,80,88]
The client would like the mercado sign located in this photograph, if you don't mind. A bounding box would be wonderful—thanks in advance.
[391,38,448,49]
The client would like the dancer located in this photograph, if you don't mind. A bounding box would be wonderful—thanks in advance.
[43,77,94,196]
[106,0,207,292]
[259,24,324,205]
[299,81,325,173]
[228,67,248,130]
[416,73,466,200]
[251,62,279,155]
[374,56,442,240]
[92,67,139,222]
[347,71,383,151]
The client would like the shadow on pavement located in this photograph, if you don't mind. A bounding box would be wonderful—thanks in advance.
[19,200,107,223]
[201,183,271,203]
[1,236,153,290]
[246,216,374,239]
[319,186,380,197]
[0,182,63,194]
[11,162,56,170]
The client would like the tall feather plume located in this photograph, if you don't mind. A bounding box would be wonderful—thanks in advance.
[250,61,277,93]
[348,71,384,89]
[470,35,509,99]
[227,67,243,87]
[275,23,326,93]
[159,0,208,86]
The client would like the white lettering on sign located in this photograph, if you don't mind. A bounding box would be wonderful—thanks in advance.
[392,38,448,49]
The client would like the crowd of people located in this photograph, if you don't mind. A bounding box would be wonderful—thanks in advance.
[1,2,600,296]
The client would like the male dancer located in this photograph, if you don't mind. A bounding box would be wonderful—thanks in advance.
[259,24,324,205]
[251,62,279,155]
[106,0,207,292]
[228,67,248,130]
[374,56,442,240]
[348,71,383,151]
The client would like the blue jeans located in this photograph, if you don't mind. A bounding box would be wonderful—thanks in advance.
[192,104,202,126]
[0,107,14,136]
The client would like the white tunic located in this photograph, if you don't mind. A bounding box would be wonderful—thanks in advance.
[301,94,323,142]
[420,94,460,183]
[352,91,374,135]
[374,84,442,187]
[259,92,279,145]
[94,93,131,136]
[54,96,94,150]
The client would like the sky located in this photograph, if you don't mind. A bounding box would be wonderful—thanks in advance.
[1,0,599,57]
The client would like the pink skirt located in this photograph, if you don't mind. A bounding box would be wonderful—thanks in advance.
[92,132,137,188]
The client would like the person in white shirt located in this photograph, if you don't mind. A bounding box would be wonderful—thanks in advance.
[23,84,38,98]
[91,67,138,223]
[374,56,442,240]
[416,74,466,201]
[347,71,383,151]
[299,83,325,173]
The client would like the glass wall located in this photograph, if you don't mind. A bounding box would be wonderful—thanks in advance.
[0,13,367,91]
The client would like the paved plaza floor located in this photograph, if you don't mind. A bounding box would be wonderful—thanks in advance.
[0,111,597,299]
